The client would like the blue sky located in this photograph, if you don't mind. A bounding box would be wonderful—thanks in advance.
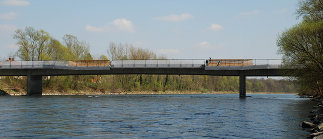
[0,0,300,60]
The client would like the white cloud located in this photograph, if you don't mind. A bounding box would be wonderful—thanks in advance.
[159,49,180,55]
[239,10,259,17]
[209,24,223,31]
[0,24,17,31]
[85,18,135,33]
[155,13,193,22]
[0,0,30,6]
[0,12,17,20]
[85,25,109,32]
[196,41,214,49]
[112,18,134,32]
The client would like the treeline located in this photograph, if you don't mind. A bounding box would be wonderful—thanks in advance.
[0,75,296,94]
[0,27,297,94]
[277,0,323,97]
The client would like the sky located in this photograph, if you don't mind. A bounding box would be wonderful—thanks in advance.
[0,0,301,60]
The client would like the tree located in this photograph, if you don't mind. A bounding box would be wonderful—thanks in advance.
[278,22,323,73]
[277,0,323,96]
[129,46,156,59]
[14,27,51,61]
[46,39,75,60]
[99,55,109,60]
[63,34,91,60]
[297,0,323,22]
[107,42,128,60]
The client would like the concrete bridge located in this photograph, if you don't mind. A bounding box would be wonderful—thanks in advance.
[0,59,291,97]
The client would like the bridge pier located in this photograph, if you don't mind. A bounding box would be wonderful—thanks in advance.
[239,75,246,98]
[27,75,42,96]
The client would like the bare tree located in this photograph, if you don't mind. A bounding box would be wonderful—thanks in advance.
[107,42,156,60]
[107,42,128,60]
[129,45,156,60]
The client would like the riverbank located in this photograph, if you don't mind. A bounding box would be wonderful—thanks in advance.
[302,98,323,139]
[4,90,296,96]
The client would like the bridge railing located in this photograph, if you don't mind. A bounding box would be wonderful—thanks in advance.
[0,61,66,69]
[0,59,283,69]
[252,59,283,69]
[252,59,282,65]
[111,59,206,68]
[0,61,111,69]
[205,59,283,70]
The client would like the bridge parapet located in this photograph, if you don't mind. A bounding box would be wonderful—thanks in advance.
[111,59,205,68]
[110,59,283,69]
[0,61,110,70]
[205,59,283,70]
[0,59,283,70]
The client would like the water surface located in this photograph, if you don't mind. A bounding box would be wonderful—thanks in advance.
[0,94,314,138]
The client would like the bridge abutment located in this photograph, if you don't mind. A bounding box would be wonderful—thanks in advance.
[27,75,42,96]
[239,75,246,98]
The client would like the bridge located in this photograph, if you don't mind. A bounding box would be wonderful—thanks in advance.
[0,59,291,97]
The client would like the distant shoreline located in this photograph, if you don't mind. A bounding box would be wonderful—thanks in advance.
[6,91,297,96]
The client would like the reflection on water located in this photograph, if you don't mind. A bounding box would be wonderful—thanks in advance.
[0,94,314,138]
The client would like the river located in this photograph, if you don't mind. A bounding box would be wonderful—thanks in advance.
[0,94,314,138]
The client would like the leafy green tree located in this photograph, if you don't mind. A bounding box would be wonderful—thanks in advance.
[297,0,323,22]
[14,27,51,61]
[47,39,75,60]
[63,34,91,60]
[277,0,323,96]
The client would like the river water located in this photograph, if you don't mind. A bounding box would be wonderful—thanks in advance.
[0,94,314,138]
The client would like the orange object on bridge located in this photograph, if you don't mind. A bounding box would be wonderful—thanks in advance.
[68,60,110,67]
[207,59,253,66]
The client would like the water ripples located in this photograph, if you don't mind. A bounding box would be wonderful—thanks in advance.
[0,94,314,138]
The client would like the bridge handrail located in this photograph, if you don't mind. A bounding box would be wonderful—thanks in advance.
[111,59,206,68]
[0,60,111,69]
[0,59,284,69]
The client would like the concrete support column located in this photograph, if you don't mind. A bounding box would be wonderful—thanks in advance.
[239,74,246,98]
[27,75,42,96]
